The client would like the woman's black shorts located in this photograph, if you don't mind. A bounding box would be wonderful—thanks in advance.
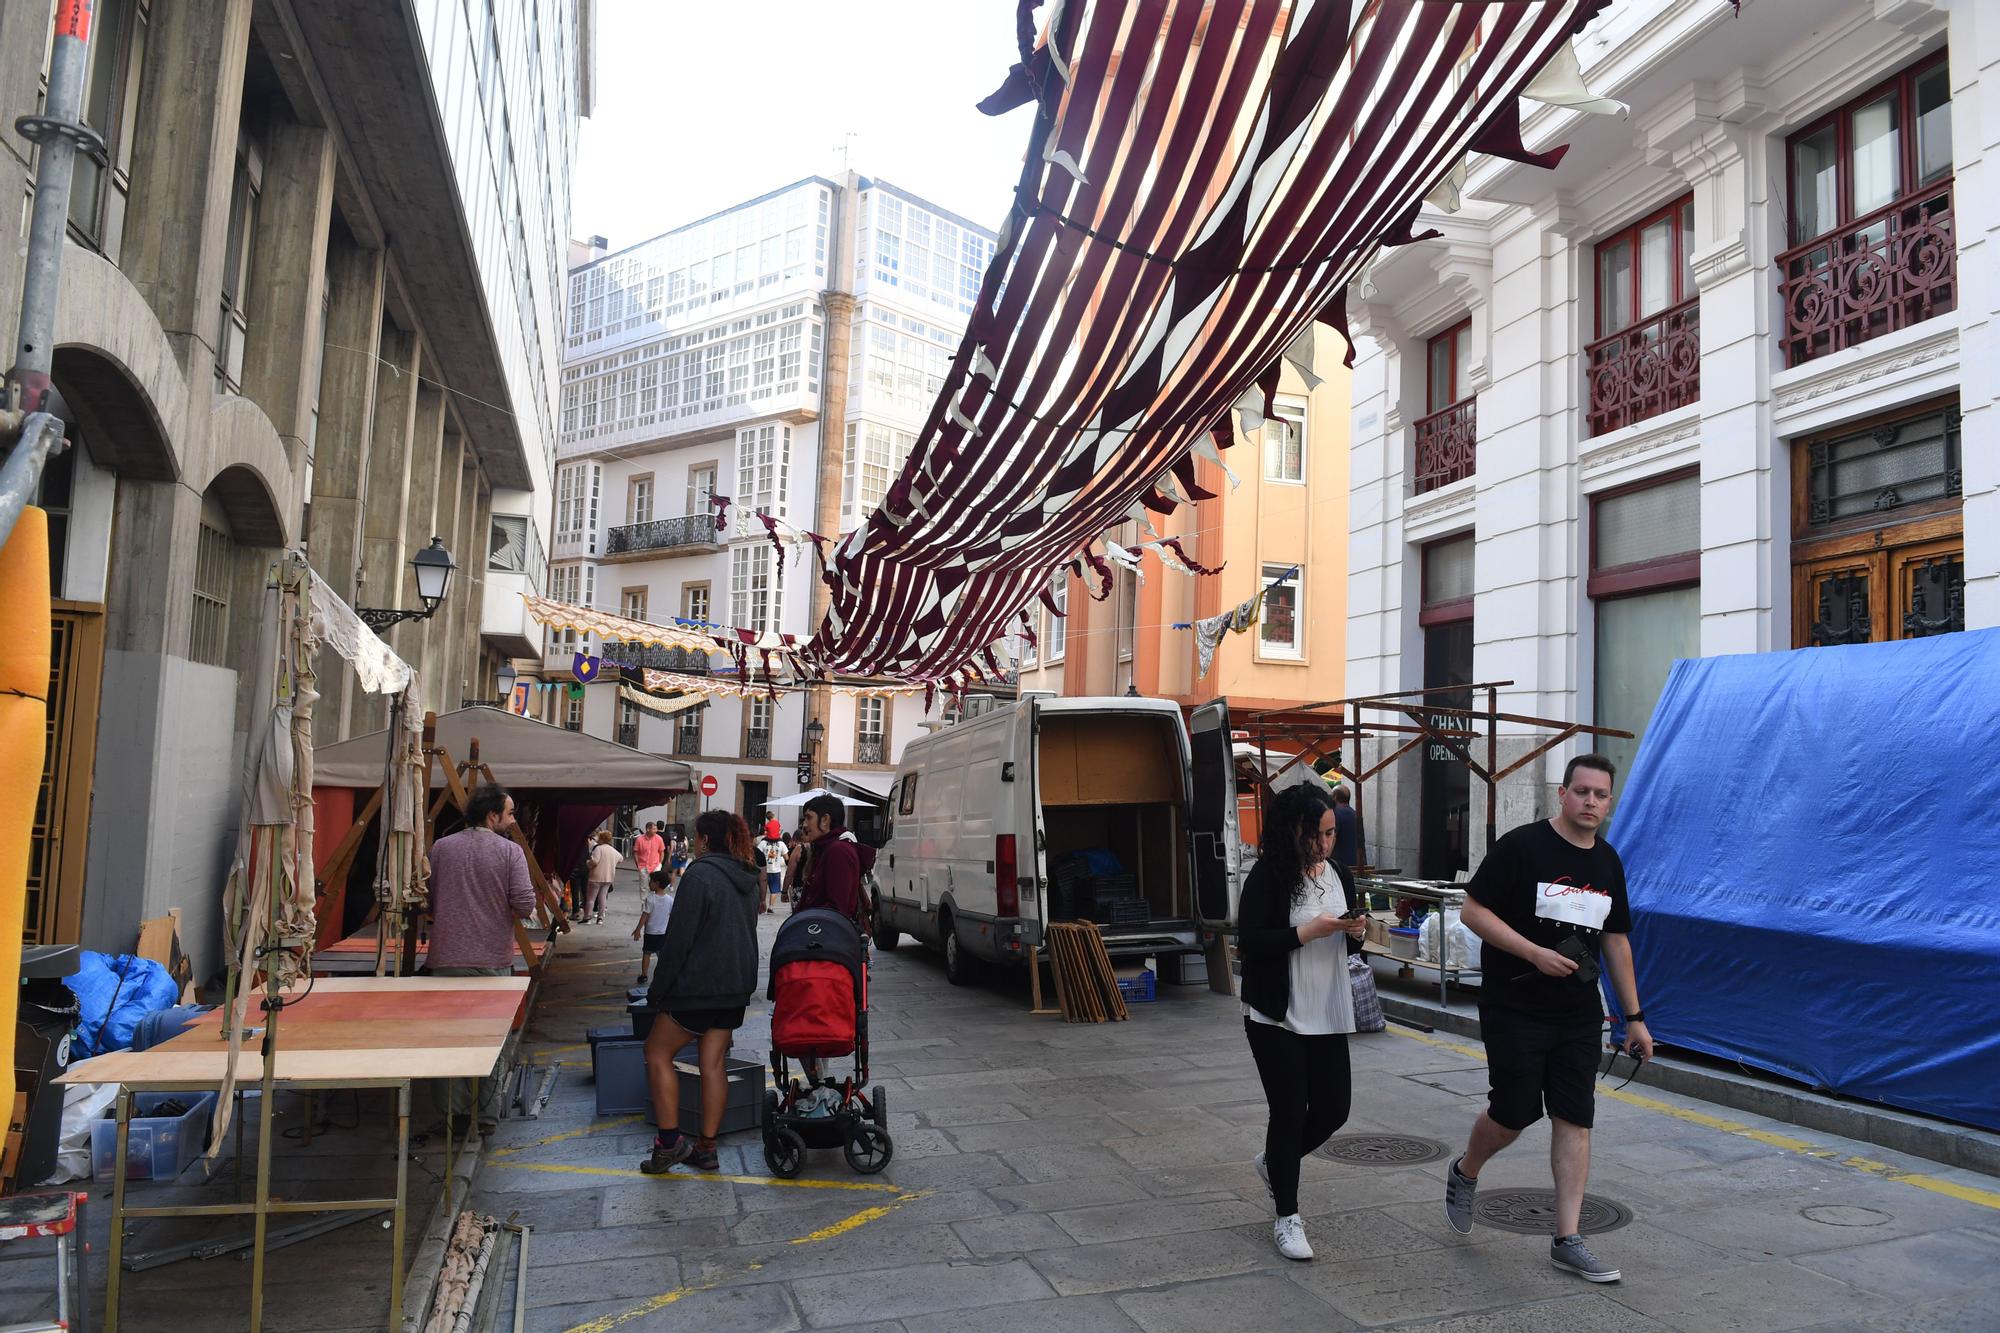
[1480,1007,1602,1130]
[663,1006,746,1035]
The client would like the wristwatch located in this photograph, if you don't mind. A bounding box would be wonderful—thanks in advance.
[1625,1011,1646,1023]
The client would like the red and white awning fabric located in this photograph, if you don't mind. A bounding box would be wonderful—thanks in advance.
[804,0,1624,686]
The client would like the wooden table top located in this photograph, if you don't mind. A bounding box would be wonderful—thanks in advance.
[59,976,530,1085]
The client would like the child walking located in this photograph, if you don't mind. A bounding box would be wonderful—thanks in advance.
[633,869,675,985]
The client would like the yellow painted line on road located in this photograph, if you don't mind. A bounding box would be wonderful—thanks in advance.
[559,1188,932,1332]
[1390,1027,2000,1212]
[487,1113,645,1163]
[493,1158,908,1194]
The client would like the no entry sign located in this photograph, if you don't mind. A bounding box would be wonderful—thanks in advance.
[699,774,719,798]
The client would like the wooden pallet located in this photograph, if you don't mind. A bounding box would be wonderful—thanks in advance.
[1044,922,1129,1023]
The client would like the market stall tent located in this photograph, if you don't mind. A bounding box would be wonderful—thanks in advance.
[312,707,692,946]
[1610,628,2000,1132]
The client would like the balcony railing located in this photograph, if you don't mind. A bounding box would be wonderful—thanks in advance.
[1413,398,1476,494]
[599,644,712,674]
[1585,297,1700,437]
[675,727,702,756]
[745,727,771,760]
[1780,180,1955,369]
[856,736,886,766]
[605,513,722,556]
[616,723,639,748]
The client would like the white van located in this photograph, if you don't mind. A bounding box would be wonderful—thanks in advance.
[874,696,1242,983]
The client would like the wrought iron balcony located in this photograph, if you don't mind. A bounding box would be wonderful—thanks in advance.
[1780,180,1955,369]
[745,727,771,760]
[1413,398,1476,494]
[616,723,639,748]
[599,644,712,674]
[1585,297,1700,437]
[604,513,723,557]
[675,727,702,756]
[856,736,886,765]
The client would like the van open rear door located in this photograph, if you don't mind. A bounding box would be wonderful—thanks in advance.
[1189,700,1241,929]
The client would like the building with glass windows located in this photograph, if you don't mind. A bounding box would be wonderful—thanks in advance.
[552,172,997,828]
[0,0,590,977]
[1344,0,1995,879]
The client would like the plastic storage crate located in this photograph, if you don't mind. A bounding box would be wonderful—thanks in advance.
[90,1091,216,1182]
[1115,969,1157,1004]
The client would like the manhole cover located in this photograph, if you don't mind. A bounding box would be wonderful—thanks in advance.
[1316,1134,1449,1165]
[1802,1205,1892,1227]
[1472,1189,1632,1235]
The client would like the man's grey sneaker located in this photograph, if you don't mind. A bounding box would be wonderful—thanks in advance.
[1550,1234,1621,1282]
[1273,1212,1313,1261]
[1444,1155,1477,1234]
[640,1135,695,1175]
[1254,1151,1271,1197]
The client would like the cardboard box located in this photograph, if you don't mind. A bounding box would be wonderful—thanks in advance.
[1365,917,1391,949]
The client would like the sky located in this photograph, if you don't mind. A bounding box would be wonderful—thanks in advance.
[571,1,1035,249]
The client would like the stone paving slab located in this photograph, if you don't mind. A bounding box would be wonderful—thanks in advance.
[466,892,2000,1333]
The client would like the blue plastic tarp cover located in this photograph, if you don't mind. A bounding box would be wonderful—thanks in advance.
[1612,628,2000,1131]
[67,951,183,1060]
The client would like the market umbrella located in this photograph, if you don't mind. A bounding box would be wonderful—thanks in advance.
[761,788,871,809]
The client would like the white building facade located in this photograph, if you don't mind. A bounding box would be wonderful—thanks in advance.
[554,174,997,826]
[1347,0,1997,880]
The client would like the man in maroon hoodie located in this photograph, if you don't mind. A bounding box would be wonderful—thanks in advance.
[796,794,874,933]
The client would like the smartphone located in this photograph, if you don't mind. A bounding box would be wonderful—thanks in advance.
[1339,908,1367,920]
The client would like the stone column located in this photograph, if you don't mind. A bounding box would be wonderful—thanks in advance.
[403,385,447,710]
[467,482,494,702]
[308,235,385,741]
[448,450,481,705]
[432,427,467,708]
[807,288,857,766]
[240,115,335,474]
[355,326,421,732]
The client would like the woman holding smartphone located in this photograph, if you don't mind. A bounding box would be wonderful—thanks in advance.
[1236,783,1367,1261]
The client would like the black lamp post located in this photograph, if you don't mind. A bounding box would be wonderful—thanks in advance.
[799,716,825,788]
[357,537,456,633]
[497,661,518,709]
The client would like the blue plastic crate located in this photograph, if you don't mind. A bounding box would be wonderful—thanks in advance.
[90,1091,216,1182]
[1116,968,1157,1004]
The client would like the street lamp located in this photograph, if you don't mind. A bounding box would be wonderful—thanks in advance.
[496,661,518,708]
[805,717,825,753]
[357,537,457,632]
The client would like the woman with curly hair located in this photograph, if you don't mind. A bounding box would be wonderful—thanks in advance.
[638,808,761,1173]
[1236,782,1366,1261]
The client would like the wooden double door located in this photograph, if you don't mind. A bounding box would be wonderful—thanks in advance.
[1793,531,1963,647]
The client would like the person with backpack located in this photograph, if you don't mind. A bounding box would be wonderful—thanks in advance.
[639,810,761,1174]
[795,794,874,936]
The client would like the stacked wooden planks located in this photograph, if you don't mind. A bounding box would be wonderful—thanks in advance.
[1045,922,1129,1024]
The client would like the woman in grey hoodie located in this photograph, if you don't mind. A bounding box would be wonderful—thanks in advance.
[640,809,762,1173]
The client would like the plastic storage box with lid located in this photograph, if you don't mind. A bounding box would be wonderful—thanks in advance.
[1387,926,1421,960]
[89,1091,216,1181]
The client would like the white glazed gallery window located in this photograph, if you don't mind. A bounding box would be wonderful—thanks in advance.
[731,543,783,635]
[1046,576,1068,662]
[1263,399,1306,484]
[735,423,791,535]
[1259,564,1303,659]
[842,421,915,528]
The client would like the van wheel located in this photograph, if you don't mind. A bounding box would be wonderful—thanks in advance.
[873,905,901,951]
[942,917,973,986]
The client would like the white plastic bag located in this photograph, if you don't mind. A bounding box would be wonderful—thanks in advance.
[1418,909,1482,972]
[41,1081,121,1185]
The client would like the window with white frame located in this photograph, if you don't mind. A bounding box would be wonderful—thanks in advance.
[1116,570,1137,662]
[731,544,782,635]
[629,476,653,526]
[735,424,790,534]
[856,696,886,760]
[687,463,717,518]
[556,463,601,549]
[550,563,596,654]
[565,694,584,730]
[1263,400,1306,483]
[842,421,915,528]
[1259,564,1303,658]
[1046,575,1068,661]
[621,588,647,623]
[683,583,710,629]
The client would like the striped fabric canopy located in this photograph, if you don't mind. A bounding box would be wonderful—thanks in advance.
[807,0,1620,685]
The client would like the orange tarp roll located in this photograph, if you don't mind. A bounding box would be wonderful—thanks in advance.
[0,508,52,1148]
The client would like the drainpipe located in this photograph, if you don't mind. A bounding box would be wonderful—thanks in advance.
[0,0,102,550]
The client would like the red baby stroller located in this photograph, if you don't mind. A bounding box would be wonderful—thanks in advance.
[763,908,892,1177]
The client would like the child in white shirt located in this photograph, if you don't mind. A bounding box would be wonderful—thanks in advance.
[632,869,676,985]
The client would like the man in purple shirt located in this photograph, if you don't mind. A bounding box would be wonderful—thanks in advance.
[427,784,536,1134]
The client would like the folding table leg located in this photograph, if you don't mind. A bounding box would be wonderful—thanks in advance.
[106,1090,131,1331]
[392,1081,409,1326]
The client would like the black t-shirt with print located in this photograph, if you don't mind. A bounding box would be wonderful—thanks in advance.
[1467,820,1631,1019]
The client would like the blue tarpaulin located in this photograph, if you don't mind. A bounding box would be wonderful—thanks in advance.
[1612,628,2000,1131]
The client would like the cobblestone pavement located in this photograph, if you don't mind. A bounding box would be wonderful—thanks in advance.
[473,883,2000,1333]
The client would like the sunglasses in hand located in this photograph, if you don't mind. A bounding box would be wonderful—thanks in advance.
[1600,1045,1647,1092]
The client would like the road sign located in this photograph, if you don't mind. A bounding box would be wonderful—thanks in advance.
[699,774,719,798]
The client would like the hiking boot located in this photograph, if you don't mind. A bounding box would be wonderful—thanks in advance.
[1253,1151,1271,1197]
[1273,1213,1313,1261]
[1444,1155,1477,1235]
[639,1135,694,1174]
[685,1142,720,1171]
[1551,1234,1621,1282]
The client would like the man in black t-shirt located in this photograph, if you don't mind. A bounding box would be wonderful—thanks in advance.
[1441,754,1652,1284]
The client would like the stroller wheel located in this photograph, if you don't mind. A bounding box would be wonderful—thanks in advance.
[843,1122,893,1175]
[766,1125,806,1179]
[870,1086,888,1129]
